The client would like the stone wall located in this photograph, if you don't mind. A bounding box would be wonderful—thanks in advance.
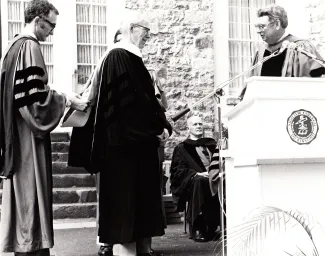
[305,0,325,57]
[125,0,215,159]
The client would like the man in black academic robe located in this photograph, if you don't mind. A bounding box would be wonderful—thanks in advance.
[170,115,220,242]
[68,17,172,256]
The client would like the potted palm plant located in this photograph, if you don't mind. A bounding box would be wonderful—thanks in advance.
[215,206,325,256]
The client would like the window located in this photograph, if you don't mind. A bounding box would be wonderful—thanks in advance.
[5,0,55,84]
[1,0,122,93]
[76,0,109,86]
[228,0,275,95]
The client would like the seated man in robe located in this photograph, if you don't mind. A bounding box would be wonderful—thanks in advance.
[239,4,325,99]
[170,115,221,242]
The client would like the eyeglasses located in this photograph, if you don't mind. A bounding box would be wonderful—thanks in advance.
[41,17,56,30]
[254,21,276,31]
[131,24,150,34]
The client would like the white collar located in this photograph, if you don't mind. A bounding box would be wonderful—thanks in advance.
[113,41,142,58]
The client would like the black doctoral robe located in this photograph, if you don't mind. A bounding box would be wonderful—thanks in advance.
[170,138,220,234]
[68,48,172,244]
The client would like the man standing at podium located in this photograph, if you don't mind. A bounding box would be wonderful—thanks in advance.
[240,4,325,99]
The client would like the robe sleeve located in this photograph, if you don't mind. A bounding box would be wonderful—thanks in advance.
[283,40,325,77]
[170,145,197,197]
[14,39,66,138]
[208,148,221,197]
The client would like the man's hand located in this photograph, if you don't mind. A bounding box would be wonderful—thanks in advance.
[196,171,209,178]
[157,128,169,142]
[68,95,90,112]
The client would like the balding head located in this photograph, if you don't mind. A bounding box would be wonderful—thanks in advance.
[120,12,151,49]
[187,115,204,140]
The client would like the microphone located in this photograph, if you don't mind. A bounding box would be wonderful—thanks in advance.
[288,42,325,65]
[278,40,290,54]
[295,46,318,59]
[285,41,317,59]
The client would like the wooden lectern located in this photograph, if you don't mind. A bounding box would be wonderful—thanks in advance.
[222,76,325,254]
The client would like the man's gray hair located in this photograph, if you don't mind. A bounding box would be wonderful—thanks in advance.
[120,11,150,37]
[257,4,288,29]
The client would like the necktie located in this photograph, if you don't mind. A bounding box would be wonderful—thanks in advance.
[201,146,210,161]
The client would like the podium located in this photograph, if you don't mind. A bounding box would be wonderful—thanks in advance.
[222,76,325,251]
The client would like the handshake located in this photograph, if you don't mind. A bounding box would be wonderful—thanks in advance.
[65,92,90,113]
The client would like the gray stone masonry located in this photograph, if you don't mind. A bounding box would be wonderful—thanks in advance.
[125,0,216,160]
[306,1,325,58]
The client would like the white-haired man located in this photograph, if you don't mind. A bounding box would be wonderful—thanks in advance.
[68,14,172,256]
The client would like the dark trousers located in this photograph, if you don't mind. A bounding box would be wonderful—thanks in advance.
[187,175,220,236]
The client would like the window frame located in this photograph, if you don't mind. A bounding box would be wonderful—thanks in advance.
[1,0,55,84]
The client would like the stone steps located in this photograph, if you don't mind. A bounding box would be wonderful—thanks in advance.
[51,132,98,221]
[164,196,183,224]
[51,132,70,142]
[53,187,97,204]
[52,152,69,162]
[52,162,87,174]
[53,173,96,188]
[53,202,97,219]
[51,142,70,153]
[0,131,182,224]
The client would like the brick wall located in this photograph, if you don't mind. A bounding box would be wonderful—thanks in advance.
[125,0,215,159]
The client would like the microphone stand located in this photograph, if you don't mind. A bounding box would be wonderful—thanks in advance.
[295,47,325,68]
[212,93,227,256]
[171,48,283,122]
[170,46,283,256]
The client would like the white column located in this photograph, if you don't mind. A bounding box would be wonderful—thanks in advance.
[213,0,232,129]
[213,0,229,89]
[52,0,77,94]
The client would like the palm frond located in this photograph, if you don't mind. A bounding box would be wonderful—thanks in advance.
[215,206,321,256]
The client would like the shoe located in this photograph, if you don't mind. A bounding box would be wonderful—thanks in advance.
[193,231,209,242]
[206,231,221,241]
[98,245,113,256]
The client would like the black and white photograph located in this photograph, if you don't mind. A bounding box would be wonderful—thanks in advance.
[1,0,325,255]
